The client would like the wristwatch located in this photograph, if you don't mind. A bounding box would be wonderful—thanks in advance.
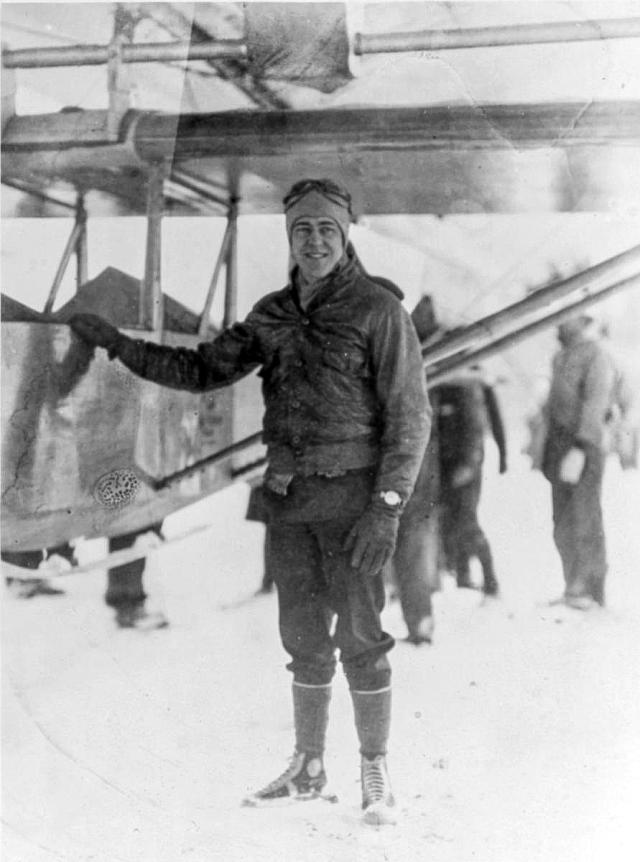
[379,490,402,508]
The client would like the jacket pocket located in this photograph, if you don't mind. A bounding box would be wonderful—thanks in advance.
[322,347,369,378]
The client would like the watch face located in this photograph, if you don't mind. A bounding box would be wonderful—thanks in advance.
[381,491,401,506]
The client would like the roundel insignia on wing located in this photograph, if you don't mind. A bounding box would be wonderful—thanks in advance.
[93,468,140,509]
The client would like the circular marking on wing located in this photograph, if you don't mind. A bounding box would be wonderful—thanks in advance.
[93,468,140,509]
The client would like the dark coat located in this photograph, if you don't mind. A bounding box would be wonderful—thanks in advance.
[435,377,507,485]
[113,251,430,504]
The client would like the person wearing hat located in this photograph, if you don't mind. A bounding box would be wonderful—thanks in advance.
[542,312,615,609]
[69,178,431,825]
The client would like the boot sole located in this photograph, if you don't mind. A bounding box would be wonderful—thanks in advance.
[242,789,338,808]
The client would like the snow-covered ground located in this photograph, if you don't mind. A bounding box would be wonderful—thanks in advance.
[3,450,640,862]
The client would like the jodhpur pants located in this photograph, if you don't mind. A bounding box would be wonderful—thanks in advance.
[268,518,394,691]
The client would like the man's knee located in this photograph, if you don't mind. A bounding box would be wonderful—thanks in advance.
[342,639,393,691]
[287,657,337,687]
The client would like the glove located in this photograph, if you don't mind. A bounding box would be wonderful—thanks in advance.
[499,457,508,475]
[559,447,586,484]
[69,313,122,354]
[344,502,400,577]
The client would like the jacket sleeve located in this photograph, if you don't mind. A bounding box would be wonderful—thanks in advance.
[112,318,262,393]
[576,347,615,447]
[369,300,431,502]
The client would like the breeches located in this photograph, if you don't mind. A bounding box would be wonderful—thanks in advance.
[268,519,394,690]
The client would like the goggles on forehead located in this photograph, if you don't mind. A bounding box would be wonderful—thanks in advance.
[283,179,353,215]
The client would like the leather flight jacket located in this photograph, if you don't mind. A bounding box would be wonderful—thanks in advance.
[113,251,431,502]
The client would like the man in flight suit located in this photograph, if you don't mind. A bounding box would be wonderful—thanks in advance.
[70,178,430,825]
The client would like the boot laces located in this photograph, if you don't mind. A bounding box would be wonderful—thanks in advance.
[259,752,304,794]
[362,756,389,804]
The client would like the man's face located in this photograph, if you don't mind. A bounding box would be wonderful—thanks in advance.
[290,216,344,282]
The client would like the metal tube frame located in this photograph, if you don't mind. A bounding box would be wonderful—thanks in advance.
[198,220,232,337]
[421,243,640,366]
[354,17,640,55]
[427,273,640,387]
[140,162,165,331]
[3,40,247,69]
[42,195,88,314]
[223,199,239,330]
[75,194,88,288]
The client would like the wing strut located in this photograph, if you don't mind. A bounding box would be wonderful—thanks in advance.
[427,272,640,387]
[43,194,87,314]
[421,243,640,366]
[140,163,165,331]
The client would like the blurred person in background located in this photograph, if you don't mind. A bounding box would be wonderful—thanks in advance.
[435,370,507,597]
[542,312,615,610]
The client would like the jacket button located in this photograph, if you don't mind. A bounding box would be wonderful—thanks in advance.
[301,318,310,325]
[292,435,301,444]
[292,399,300,408]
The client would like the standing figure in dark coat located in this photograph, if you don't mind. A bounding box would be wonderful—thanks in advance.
[435,373,507,596]
[542,313,614,609]
[70,178,430,826]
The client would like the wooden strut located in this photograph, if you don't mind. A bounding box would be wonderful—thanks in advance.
[140,163,165,331]
[198,222,232,337]
[42,194,88,314]
[223,199,239,329]
[197,197,240,338]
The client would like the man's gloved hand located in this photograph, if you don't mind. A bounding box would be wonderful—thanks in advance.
[344,502,400,577]
[499,456,508,475]
[559,447,586,484]
[69,313,122,353]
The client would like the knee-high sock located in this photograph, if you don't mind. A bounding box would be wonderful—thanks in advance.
[351,687,391,758]
[293,682,332,756]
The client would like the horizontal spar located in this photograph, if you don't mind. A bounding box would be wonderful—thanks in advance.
[2,40,247,68]
[132,102,640,162]
[354,17,640,54]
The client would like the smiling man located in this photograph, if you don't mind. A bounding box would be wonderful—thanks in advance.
[70,178,431,825]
